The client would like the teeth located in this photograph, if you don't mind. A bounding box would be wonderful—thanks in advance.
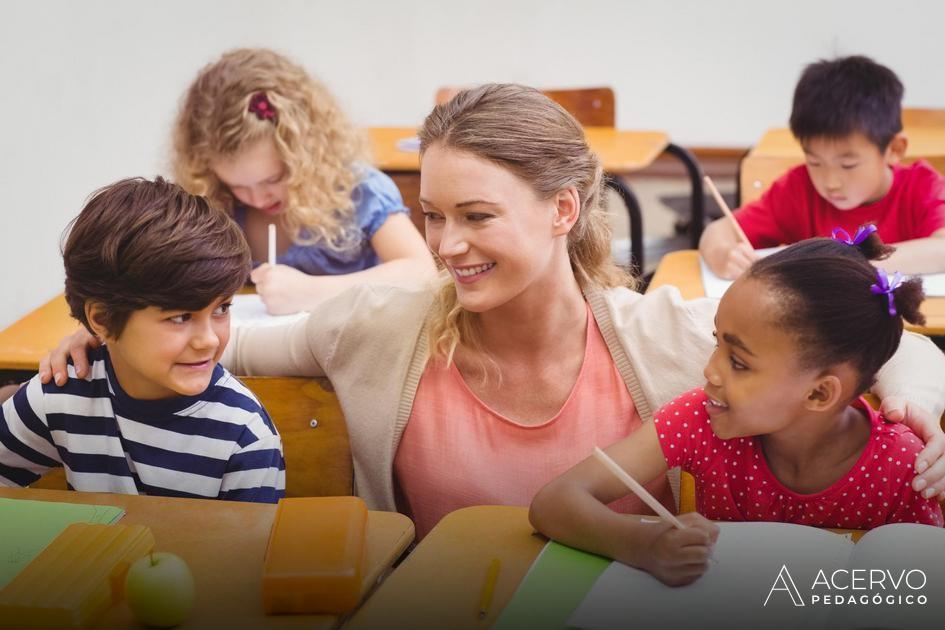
[454,263,495,277]
[708,397,728,408]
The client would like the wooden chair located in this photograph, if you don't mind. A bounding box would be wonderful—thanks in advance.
[902,108,945,127]
[30,376,353,498]
[434,85,644,274]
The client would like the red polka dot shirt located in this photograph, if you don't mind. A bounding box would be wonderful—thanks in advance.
[654,388,943,529]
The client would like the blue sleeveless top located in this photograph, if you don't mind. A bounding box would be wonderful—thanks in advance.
[234,165,410,275]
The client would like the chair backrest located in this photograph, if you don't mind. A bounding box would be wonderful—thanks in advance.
[435,86,616,127]
[902,108,945,127]
[30,376,353,498]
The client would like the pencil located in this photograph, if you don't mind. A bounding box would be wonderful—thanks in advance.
[592,447,686,530]
[268,223,277,266]
[703,175,750,246]
[478,557,501,620]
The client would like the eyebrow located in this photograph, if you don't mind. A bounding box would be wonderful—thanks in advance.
[418,197,500,209]
[722,332,756,357]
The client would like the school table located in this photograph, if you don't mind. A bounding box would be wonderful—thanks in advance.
[345,505,871,629]
[0,294,78,374]
[739,126,945,205]
[646,249,945,337]
[369,125,708,260]
[346,505,543,629]
[0,487,414,629]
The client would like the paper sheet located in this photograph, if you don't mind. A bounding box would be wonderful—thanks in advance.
[0,498,124,588]
[230,294,308,329]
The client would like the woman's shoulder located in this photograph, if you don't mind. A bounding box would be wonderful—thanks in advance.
[591,285,719,336]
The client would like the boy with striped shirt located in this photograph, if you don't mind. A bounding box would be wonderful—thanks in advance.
[0,177,285,502]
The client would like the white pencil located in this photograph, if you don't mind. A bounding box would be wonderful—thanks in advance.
[268,223,277,266]
[703,175,750,246]
[592,447,686,530]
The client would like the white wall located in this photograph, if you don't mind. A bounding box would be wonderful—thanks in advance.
[2,0,944,329]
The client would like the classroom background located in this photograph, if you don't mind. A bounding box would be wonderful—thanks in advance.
[3,0,945,329]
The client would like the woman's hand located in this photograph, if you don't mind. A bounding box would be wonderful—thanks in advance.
[38,328,101,386]
[881,395,945,500]
[250,263,317,315]
[637,512,719,587]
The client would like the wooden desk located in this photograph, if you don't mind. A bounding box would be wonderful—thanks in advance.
[0,487,414,629]
[740,126,945,204]
[0,294,79,373]
[648,250,945,336]
[369,126,669,174]
[347,506,543,629]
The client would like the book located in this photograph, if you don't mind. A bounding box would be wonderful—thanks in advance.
[0,497,124,589]
[568,521,945,630]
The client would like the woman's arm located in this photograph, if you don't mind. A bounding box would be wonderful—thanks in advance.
[252,213,436,314]
[529,422,718,586]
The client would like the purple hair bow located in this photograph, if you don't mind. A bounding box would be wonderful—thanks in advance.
[831,224,877,246]
[870,268,903,316]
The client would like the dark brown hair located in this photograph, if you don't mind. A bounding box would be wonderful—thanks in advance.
[748,230,925,394]
[790,55,903,151]
[63,177,250,338]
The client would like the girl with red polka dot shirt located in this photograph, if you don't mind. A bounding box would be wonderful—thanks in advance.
[530,227,942,587]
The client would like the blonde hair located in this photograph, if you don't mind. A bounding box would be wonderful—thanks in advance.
[172,48,368,251]
[419,83,634,366]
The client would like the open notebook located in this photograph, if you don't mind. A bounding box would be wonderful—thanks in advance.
[700,252,945,299]
[569,521,945,630]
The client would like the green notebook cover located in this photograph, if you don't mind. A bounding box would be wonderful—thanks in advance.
[493,541,611,629]
[0,497,124,588]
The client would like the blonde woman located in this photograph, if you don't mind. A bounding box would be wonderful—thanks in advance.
[174,48,434,314]
[42,85,945,536]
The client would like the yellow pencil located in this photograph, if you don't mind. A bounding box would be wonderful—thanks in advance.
[478,557,501,620]
[703,175,751,246]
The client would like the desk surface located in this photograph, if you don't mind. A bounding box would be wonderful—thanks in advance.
[369,126,669,173]
[648,250,945,336]
[0,294,79,371]
[347,505,543,629]
[750,126,945,160]
[0,487,414,629]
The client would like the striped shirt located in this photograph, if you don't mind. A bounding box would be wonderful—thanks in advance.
[0,347,285,503]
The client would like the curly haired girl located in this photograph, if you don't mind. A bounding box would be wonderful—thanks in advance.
[173,48,435,314]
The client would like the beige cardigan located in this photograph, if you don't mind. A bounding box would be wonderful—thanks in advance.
[223,284,945,512]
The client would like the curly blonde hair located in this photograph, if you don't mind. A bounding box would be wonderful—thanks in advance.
[172,48,368,251]
[419,83,634,367]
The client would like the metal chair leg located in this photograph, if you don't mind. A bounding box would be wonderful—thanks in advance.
[663,143,705,248]
[604,174,643,278]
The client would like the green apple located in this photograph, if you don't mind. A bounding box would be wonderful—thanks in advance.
[124,552,196,627]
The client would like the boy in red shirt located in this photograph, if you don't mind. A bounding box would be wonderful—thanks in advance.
[701,55,945,279]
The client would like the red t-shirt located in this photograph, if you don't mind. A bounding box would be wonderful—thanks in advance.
[735,160,945,247]
[655,388,943,529]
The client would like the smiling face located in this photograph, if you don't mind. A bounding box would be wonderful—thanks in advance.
[701,278,822,440]
[210,136,289,216]
[93,297,233,400]
[419,143,576,313]
[801,132,902,210]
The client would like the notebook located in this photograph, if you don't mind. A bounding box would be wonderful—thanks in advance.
[0,497,124,589]
[569,521,945,630]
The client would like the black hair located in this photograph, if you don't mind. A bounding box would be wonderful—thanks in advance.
[790,55,903,151]
[747,230,925,395]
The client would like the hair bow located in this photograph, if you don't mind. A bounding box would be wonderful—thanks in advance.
[831,224,876,246]
[870,268,903,317]
[248,91,276,121]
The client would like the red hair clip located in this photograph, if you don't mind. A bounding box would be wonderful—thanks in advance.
[248,91,276,121]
